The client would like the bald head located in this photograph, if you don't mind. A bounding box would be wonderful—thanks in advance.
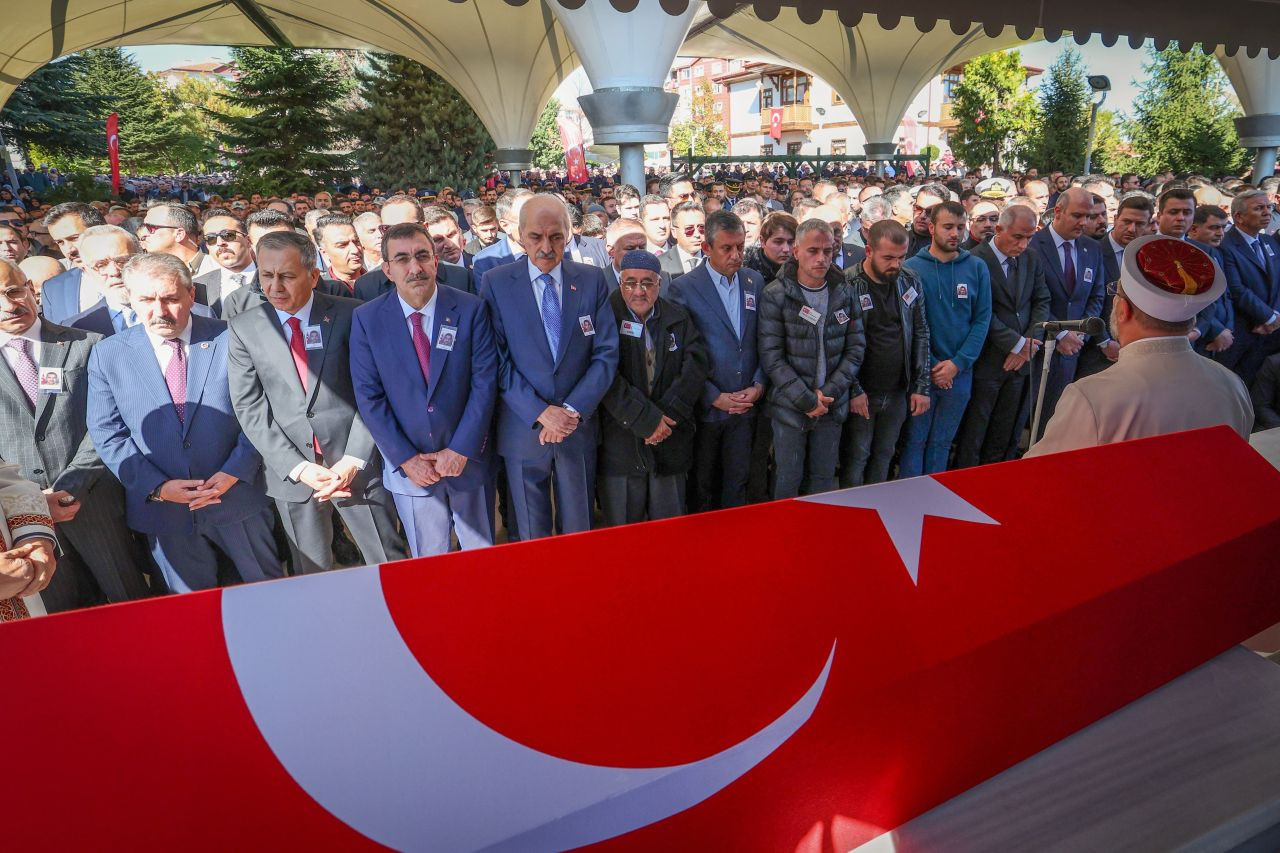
[18,256,64,297]
[0,258,38,335]
[519,194,572,274]
[1052,187,1094,241]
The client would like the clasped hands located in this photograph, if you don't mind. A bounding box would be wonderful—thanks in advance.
[538,405,579,445]
[401,448,468,488]
[712,383,763,416]
[156,471,240,511]
[295,457,363,502]
[0,538,56,599]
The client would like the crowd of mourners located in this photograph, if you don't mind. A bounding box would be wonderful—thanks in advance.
[1,157,1279,614]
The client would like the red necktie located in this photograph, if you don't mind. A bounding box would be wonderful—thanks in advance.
[409,312,431,387]
[287,317,322,460]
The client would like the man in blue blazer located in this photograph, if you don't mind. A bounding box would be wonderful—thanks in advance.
[87,253,279,594]
[1220,189,1280,384]
[1077,194,1151,379]
[472,188,534,279]
[667,210,765,511]
[1186,205,1238,363]
[1027,187,1106,436]
[40,202,106,325]
[479,195,619,540]
[350,223,498,556]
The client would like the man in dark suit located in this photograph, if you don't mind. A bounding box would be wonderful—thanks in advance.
[668,210,765,510]
[87,253,280,594]
[227,231,408,573]
[1026,187,1107,436]
[64,225,141,336]
[479,195,619,539]
[658,202,706,278]
[350,223,498,555]
[192,210,257,317]
[598,250,709,526]
[423,205,476,277]
[953,206,1050,468]
[472,188,534,279]
[0,260,151,609]
[1220,188,1280,384]
[1076,194,1152,379]
[1187,205,1237,362]
[40,202,106,325]
[217,211,299,320]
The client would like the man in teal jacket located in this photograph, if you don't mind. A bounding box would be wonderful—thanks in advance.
[901,201,992,476]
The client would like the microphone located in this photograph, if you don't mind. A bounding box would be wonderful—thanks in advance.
[1035,317,1107,338]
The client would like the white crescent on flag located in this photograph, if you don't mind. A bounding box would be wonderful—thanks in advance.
[222,566,835,851]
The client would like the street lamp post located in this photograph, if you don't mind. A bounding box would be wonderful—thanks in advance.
[1083,75,1111,175]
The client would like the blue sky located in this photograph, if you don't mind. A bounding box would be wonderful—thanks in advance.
[129,34,1156,117]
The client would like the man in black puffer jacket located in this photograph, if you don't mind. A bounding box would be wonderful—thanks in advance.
[758,219,866,499]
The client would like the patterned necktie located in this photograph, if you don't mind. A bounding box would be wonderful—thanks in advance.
[1062,241,1076,296]
[686,257,698,271]
[408,312,431,386]
[5,338,38,407]
[1255,239,1267,267]
[539,273,561,355]
[164,339,187,424]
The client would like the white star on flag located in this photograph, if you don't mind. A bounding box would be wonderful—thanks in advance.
[800,477,1000,585]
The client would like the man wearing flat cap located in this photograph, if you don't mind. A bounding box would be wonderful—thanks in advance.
[1027,235,1252,457]
[597,251,709,525]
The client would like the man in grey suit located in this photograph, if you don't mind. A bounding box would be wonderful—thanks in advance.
[658,202,706,278]
[218,210,298,320]
[192,209,257,318]
[0,259,150,609]
[954,204,1051,467]
[227,231,408,574]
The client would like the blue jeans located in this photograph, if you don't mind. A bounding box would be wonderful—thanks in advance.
[772,417,843,499]
[899,369,973,477]
[839,391,909,487]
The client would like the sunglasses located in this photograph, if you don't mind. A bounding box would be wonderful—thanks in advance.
[682,224,706,236]
[203,229,245,244]
[141,222,178,234]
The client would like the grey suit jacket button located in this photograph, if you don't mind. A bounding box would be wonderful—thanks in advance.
[183,441,191,449]
[31,468,43,476]
[427,405,435,413]
[306,412,315,418]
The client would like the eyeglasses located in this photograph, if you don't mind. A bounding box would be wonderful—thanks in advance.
[141,223,178,234]
[89,255,132,273]
[203,229,245,244]
[682,224,706,236]
[0,286,31,302]
[621,279,659,291]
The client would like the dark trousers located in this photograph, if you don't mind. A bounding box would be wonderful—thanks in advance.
[954,368,1030,469]
[1074,343,1114,380]
[772,416,842,499]
[746,412,773,503]
[597,472,686,526]
[149,507,283,594]
[275,485,408,574]
[840,390,909,487]
[1029,349,1078,441]
[505,426,596,540]
[41,513,153,611]
[692,414,754,511]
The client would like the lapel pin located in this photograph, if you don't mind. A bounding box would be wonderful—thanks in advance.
[199,342,210,349]
[323,315,331,324]
[570,285,578,292]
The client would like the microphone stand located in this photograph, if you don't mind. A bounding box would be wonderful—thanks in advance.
[1028,334,1056,449]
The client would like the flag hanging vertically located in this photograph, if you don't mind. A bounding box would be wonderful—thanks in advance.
[558,115,589,185]
[106,112,120,196]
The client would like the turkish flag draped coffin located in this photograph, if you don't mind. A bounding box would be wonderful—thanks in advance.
[4,426,1280,851]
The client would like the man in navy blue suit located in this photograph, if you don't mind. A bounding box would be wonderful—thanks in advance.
[350,223,498,556]
[64,225,141,336]
[480,194,619,540]
[668,210,765,510]
[472,188,534,279]
[40,202,105,325]
[1220,188,1280,384]
[1077,194,1152,379]
[87,253,279,593]
[1027,187,1106,436]
[1186,205,1237,362]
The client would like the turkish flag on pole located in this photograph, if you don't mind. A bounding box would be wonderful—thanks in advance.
[557,116,589,185]
[770,108,783,141]
[2,428,1280,850]
[106,112,120,196]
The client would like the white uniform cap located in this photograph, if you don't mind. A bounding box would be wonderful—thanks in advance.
[1120,234,1225,323]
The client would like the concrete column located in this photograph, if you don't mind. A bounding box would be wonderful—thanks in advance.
[864,141,898,177]
[493,148,533,186]
[1218,52,1280,183]
[1235,115,1280,183]
[552,0,698,191]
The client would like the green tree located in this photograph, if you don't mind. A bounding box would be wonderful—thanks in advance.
[0,55,105,163]
[212,47,352,195]
[165,75,251,171]
[949,50,1040,172]
[345,53,493,191]
[530,98,564,170]
[669,80,728,157]
[1031,47,1091,173]
[78,49,187,173]
[1126,44,1249,177]
[1089,110,1139,174]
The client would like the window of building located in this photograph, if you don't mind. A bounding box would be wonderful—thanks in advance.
[714,101,724,113]
[762,88,774,108]
[712,81,723,94]
[831,139,847,155]
[831,90,844,106]
[781,78,795,105]
[796,75,809,104]
[942,73,962,103]
[787,142,802,155]
[694,65,704,76]
[761,144,774,156]
[711,61,722,73]
[681,68,691,80]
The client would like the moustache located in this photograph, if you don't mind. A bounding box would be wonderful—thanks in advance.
[536,250,558,260]
[149,317,176,327]
[1,307,29,319]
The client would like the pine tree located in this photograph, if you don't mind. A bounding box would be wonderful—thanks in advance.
[949,50,1040,172]
[78,49,186,173]
[213,47,352,195]
[0,55,105,162]
[669,80,728,157]
[345,53,493,191]
[1031,47,1091,173]
[1090,110,1140,175]
[1126,44,1249,177]
[530,98,564,170]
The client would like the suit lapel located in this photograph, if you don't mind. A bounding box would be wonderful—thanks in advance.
[698,266,740,340]
[557,266,583,366]
[253,303,306,407]
[380,291,428,397]
[1233,229,1266,271]
[1039,233,1066,288]
[182,318,217,438]
[304,293,332,408]
[426,291,455,403]
[33,325,73,425]
[127,327,184,434]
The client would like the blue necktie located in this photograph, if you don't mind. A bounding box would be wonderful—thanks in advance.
[1255,239,1267,268]
[539,273,561,355]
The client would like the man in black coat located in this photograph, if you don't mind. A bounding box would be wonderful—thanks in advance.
[597,251,710,526]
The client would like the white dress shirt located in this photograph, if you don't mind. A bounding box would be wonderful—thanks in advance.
[0,318,42,376]
[398,289,437,339]
[676,246,703,272]
[145,321,193,374]
[988,242,1027,356]
[221,261,256,296]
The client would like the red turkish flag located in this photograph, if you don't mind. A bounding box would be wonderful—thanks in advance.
[1,427,1278,850]
[557,115,589,185]
[770,107,783,141]
[106,112,120,196]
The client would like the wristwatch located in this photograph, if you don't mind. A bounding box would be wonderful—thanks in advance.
[147,485,165,503]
